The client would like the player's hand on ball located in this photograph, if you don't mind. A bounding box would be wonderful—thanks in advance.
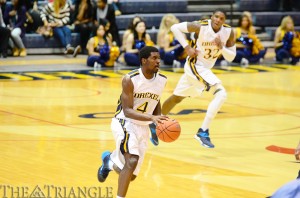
[151,115,168,125]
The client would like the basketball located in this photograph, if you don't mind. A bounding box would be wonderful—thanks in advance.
[156,119,181,142]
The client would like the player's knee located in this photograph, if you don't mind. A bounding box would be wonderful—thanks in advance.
[126,155,139,170]
[218,89,227,102]
[131,175,137,181]
[213,85,227,102]
[11,31,18,38]
[172,95,185,104]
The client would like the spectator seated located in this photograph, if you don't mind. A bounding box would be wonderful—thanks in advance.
[265,26,300,40]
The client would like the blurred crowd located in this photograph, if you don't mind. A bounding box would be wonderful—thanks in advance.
[0,0,299,67]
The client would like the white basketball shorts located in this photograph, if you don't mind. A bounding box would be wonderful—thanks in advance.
[174,62,221,97]
[110,118,149,176]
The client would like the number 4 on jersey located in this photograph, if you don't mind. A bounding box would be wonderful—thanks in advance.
[137,102,148,113]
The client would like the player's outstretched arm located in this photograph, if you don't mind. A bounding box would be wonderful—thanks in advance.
[222,29,236,62]
[121,76,168,124]
[171,21,200,58]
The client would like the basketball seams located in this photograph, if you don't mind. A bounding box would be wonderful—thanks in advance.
[165,122,180,130]
[162,123,174,141]
[156,125,165,140]
[156,120,180,142]
[165,122,181,133]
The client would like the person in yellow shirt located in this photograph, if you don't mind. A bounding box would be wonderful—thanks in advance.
[233,14,266,66]
[274,16,299,65]
[86,23,120,67]
[124,21,154,66]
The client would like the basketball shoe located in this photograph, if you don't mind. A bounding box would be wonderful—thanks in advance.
[149,123,159,146]
[194,128,215,148]
[97,151,112,182]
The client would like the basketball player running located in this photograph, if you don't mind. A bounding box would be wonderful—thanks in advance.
[97,46,168,198]
[159,10,236,148]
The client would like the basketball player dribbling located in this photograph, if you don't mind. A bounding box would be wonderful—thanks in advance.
[97,46,168,198]
[150,10,236,148]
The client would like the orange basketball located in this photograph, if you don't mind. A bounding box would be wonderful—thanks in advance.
[156,119,181,142]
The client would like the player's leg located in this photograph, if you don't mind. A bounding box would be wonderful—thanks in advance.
[161,94,185,115]
[110,164,135,182]
[117,153,139,197]
[117,123,149,197]
[195,83,227,148]
[162,73,193,115]
[98,118,126,182]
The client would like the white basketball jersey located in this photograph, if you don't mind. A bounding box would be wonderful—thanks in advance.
[187,19,232,71]
[115,68,167,125]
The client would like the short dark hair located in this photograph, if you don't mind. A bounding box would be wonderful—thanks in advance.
[139,46,159,64]
[213,9,227,18]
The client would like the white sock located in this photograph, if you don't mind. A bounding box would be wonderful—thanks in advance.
[117,196,125,198]
[108,158,114,170]
[201,86,227,131]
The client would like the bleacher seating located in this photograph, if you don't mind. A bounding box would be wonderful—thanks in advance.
[119,0,187,14]
[237,0,279,11]
[9,0,299,54]
[24,33,80,54]
[117,13,213,30]
[253,12,300,27]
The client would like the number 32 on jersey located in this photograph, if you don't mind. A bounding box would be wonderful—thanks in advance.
[204,48,220,59]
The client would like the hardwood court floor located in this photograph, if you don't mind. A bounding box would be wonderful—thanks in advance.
[0,63,299,198]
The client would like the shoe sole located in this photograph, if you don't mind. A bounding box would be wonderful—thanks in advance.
[150,137,158,146]
[97,166,106,182]
[97,151,111,182]
[194,135,214,148]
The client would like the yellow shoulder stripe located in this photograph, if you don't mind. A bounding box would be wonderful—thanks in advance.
[223,23,231,28]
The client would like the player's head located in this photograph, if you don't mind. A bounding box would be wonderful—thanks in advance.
[211,9,226,31]
[139,46,160,73]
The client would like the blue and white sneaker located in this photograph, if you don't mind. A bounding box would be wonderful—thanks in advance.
[97,151,111,182]
[149,123,159,146]
[194,128,215,148]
